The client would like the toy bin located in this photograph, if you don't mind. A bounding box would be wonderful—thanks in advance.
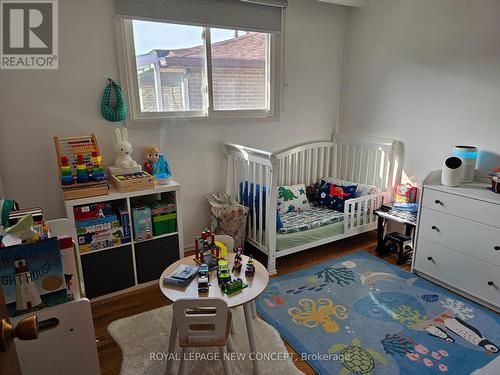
[152,213,177,236]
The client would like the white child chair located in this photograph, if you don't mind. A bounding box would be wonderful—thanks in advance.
[166,298,234,375]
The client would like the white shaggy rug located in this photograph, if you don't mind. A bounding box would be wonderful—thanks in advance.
[108,305,303,375]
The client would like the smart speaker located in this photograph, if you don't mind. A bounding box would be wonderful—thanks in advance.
[441,157,463,186]
[452,146,478,182]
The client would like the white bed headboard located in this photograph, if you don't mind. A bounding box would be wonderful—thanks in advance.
[224,133,402,201]
[271,134,402,192]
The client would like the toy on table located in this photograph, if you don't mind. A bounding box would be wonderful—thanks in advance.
[217,259,231,285]
[60,156,74,185]
[245,255,255,277]
[113,128,139,169]
[221,277,247,295]
[197,263,209,293]
[90,151,107,181]
[76,154,90,183]
[194,228,223,271]
[232,248,243,273]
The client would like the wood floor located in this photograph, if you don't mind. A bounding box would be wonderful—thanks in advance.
[92,231,410,375]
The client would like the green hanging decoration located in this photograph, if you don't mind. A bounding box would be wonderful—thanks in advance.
[101,78,128,122]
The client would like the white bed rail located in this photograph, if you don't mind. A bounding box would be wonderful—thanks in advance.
[343,193,385,233]
[225,143,277,257]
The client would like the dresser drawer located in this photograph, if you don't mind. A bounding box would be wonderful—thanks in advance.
[422,188,500,228]
[419,207,500,267]
[415,239,500,307]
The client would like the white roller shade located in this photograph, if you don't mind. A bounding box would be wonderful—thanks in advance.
[116,0,287,33]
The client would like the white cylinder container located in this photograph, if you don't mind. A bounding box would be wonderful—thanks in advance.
[452,146,478,182]
[441,157,463,187]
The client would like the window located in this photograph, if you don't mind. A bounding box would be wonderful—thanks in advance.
[119,19,277,121]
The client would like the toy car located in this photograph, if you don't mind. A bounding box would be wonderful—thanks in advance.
[217,260,231,285]
[245,256,255,277]
[198,274,209,293]
[221,278,246,295]
[198,263,209,280]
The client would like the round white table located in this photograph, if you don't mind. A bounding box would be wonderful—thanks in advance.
[160,253,269,375]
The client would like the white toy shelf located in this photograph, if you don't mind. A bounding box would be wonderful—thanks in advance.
[63,181,184,301]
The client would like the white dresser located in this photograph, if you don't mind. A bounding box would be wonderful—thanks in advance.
[413,171,500,312]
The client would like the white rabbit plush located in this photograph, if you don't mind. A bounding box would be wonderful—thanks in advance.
[113,128,139,169]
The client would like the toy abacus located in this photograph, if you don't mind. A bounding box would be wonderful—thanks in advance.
[54,134,101,174]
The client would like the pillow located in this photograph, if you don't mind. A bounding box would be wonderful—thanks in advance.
[317,182,357,211]
[320,178,381,198]
[277,184,310,214]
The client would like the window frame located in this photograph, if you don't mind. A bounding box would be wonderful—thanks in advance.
[116,19,279,123]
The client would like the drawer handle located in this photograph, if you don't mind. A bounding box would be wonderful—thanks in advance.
[488,281,495,286]
[431,225,439,232]
[427,256,433,261]
[434,200,443,205]
[495,246,500,251]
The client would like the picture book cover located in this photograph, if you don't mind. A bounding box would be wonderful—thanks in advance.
[0,238,67,317]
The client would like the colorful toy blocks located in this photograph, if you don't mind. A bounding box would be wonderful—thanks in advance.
[76,154,90,183]
[91,151,107,182]
[60,156,74,185]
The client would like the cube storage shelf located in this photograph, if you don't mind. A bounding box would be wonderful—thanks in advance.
[64,181,184,301]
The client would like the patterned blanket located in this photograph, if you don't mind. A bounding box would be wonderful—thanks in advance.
[278,206,344,234]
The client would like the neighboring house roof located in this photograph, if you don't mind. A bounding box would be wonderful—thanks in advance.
[137,32,266,71]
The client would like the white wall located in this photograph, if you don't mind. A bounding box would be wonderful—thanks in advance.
[341,0,500,184]
[0,0,347,246]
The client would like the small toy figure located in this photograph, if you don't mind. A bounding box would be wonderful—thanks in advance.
[76,154,90,183]
[217,259,231,285]
[232,248,243,273]
[198,263,209,293]
[143,146,159,174]
[90,151,107,181]
[113,128,139,169]
[60,156,74,185]
[245,255,255,277]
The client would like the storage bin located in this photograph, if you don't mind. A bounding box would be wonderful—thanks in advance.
[207,192,249,249]
[152,213,177,236]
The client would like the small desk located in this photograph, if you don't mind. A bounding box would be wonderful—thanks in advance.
[160,253,269,375]
[375,206,418,264]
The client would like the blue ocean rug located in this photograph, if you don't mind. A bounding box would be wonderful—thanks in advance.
[256,252,500,375]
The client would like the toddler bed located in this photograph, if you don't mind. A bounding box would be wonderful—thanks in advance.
[224,135,402,274]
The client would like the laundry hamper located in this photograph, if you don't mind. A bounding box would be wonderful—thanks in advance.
[207,192,249,249]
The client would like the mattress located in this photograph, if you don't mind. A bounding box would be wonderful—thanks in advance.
[277,220,344,251]
[278,206,344,234]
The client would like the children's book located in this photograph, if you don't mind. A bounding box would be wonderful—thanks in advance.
[163,264,198,287]
[0,238,67,317]
[169,264,198,280]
